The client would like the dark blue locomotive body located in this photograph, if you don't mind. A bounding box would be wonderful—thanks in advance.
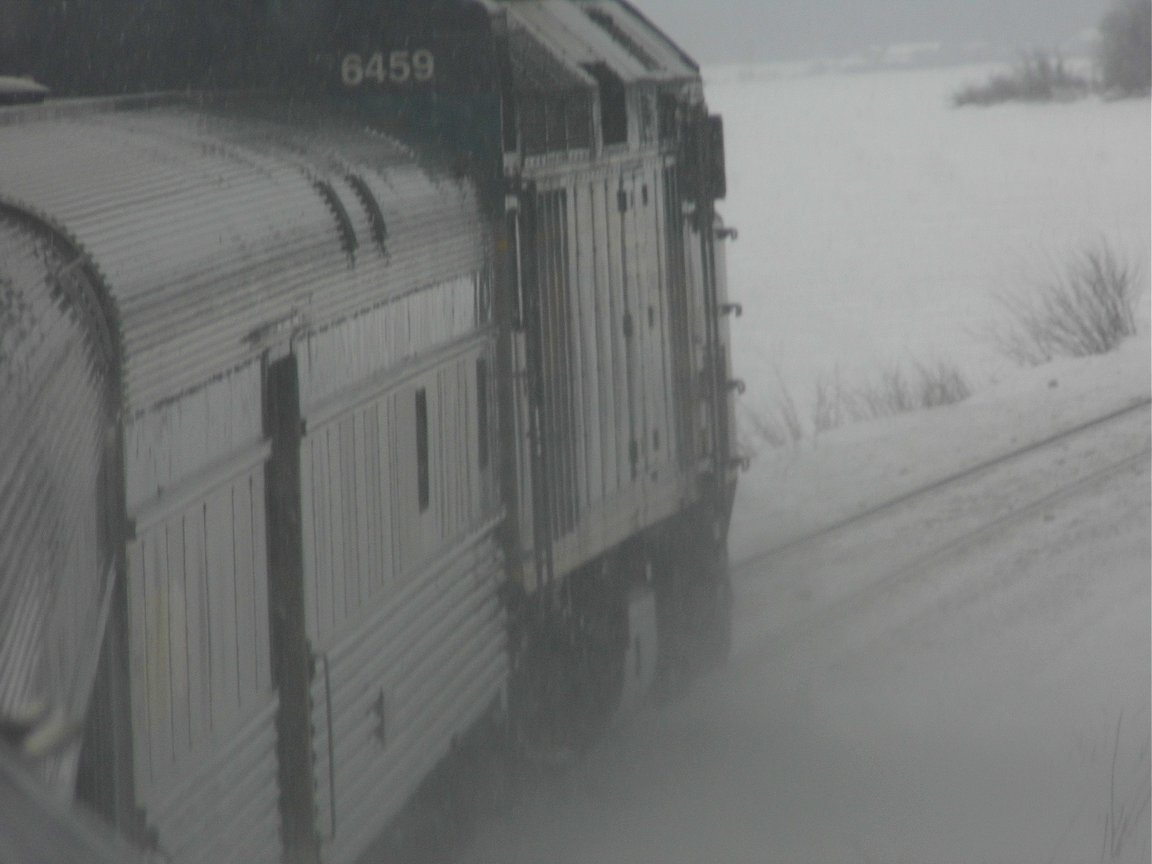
[0,3,737,862]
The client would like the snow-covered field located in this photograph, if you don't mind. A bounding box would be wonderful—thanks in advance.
[707,64,1150,421]
[459,64,1151,864]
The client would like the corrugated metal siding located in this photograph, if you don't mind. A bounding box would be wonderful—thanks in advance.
[299,340,499,652]
[0,215,112,792]
[143,698,281,864]
[298,273,488,418]
[297,306,503,862]
[517,155,693,579]
[0,101,486,415]
[126,457,278,864]
[626,165,675,482]
[310,532,506,864]
[124,361,265,515]
[534,187,580,538]
[661,165,696,468]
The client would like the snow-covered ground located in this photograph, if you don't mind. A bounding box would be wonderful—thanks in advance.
[729,340,1150,560]
[459,64,1150,864]
[464,390,1150,862]
[708,64,1150,420]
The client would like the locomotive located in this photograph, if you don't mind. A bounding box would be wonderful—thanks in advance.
[0,1,738,861]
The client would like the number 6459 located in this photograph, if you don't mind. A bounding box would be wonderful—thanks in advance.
[341,50,435,86]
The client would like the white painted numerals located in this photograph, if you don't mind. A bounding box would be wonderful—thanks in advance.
[341,50,435,86]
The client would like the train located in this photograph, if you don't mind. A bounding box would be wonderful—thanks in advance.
[0,1,739,861]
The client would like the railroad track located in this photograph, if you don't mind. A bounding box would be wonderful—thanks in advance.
[447,398,1151,864]
[728,395,1151,656]
[733,395,1152,576]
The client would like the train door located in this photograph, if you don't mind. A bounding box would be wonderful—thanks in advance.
[275,328,506,864]
[617,173,643,485]
[630,163,674,486]
[263,353,319,864]
[661,162,696,471]
[597,176,630,505]
[519,184,577,581]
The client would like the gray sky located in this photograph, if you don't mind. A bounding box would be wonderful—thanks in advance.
[637,0,1106,64]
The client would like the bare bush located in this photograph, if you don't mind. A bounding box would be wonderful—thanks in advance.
[912,360,974,410]
[954,51,1091,107]
[847,362,972,422]
[739,402,789,451]
[812,360,971,432]
[850,367,918,419]
[812,367,847,434]
[739,367,803,451]
[1102,712,1152,861]
[747,359,971,446]
[990,245,1141,365]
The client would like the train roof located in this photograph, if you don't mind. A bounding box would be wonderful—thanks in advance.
[0,96,486,415]
[0,76,50,105]
[502,0,699,91]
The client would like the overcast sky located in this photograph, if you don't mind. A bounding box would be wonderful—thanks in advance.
[637,0,1106,64]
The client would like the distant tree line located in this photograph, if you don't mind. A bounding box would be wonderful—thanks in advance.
[954,0,1150,106]
[952,52,1089,106]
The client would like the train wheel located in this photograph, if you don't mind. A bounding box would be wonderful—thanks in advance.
[508,560,629,756]
[693,545,733,671]
[652,507,733,701]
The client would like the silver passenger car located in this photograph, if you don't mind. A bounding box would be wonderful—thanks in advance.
[1,96,504,864]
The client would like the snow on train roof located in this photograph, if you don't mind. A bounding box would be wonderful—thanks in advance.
[0,96,486,413]
[503,0,698,88]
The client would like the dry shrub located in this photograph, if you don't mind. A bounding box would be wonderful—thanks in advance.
[747,360,972,447]
[991,245,1141,365]
[845,361,972,422]
[912,361,974,410]
[739,367,802,451]
[1102,712,1152,861]
[953,51,1090,106]
[812,367,847,434]
[813,360,971,433]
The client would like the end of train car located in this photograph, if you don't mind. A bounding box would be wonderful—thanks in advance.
[0,2,739,862]
[492,0,739,739]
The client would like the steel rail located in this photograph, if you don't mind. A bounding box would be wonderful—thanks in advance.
[733,395,1152,576]
[749,444,1150,662]
[730,413,1150,657]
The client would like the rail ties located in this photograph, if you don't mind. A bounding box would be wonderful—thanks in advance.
[734,396,1152,576]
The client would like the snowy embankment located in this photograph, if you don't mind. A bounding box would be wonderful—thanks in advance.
[463,347,1149,864]
[462,335,1150,864]
[729,336,1150,562]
